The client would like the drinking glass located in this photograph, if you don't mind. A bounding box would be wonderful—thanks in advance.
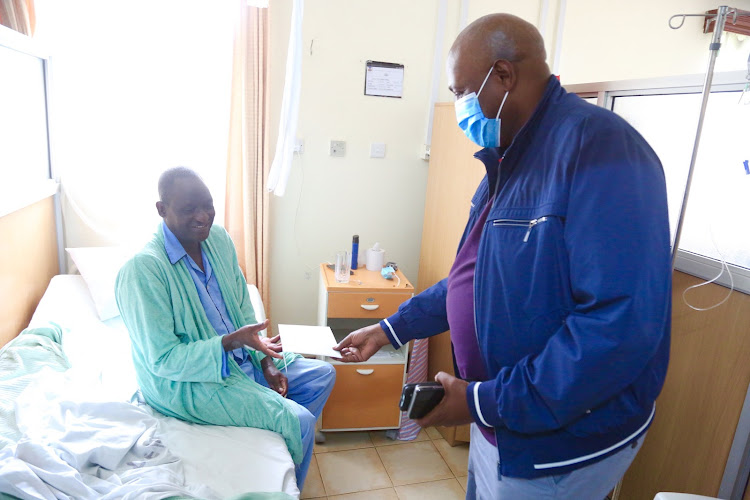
[335,250,351,283]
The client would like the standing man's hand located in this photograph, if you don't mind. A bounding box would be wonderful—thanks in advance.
[415,372,473,428]
[333,323,391,363]
[261,356,288,397]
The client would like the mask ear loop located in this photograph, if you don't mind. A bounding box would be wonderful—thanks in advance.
[495,91,509,120]
[476,66,494,96]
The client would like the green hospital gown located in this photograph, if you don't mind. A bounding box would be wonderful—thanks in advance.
[115,225,303,463]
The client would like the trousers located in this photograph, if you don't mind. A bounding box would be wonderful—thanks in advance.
[465,423,645,500]
[243,357,335,490]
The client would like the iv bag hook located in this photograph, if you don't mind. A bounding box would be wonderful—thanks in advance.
[670,7,750,30]
[669,13,714,30]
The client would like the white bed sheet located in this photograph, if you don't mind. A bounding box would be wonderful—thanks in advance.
[28,275,299,498]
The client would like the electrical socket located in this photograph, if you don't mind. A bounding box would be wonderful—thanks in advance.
[330,140,346,157]
[419,144,430,161]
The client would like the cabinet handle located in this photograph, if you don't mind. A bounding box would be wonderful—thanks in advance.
[356,369,374,375]
[360,304,380,311]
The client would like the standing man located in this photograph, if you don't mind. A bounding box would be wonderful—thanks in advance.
[116,167,335,490]
[334,14,671,500]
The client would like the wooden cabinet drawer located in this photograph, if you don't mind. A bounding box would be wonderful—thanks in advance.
[327,292,411,319]
[322,363,404,430]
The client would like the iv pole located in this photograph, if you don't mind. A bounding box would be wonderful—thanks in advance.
[668,5,731,269]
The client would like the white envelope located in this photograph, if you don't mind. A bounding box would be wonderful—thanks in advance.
[277,324,339,358]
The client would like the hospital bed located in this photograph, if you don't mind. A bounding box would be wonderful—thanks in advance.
[0,273,298,499]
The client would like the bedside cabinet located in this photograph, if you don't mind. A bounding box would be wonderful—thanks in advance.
[317,263,414,431]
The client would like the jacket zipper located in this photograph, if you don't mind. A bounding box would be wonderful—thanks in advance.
[492,216,549,242]
[473,152,505,473]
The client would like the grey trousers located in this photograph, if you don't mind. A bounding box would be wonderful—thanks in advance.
[465,423,645,500]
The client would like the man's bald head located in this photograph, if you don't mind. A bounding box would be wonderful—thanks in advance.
[158,166,203,205]
[450,13,547,70]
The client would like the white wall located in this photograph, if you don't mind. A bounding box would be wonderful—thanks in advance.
[266,0,750,328]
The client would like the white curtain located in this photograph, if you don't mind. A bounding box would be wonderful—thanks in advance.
[265,0,303,197]
[34,0,236,247]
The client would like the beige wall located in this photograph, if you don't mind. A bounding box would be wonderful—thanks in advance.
[266,0,750,327]
[560,0,750,84]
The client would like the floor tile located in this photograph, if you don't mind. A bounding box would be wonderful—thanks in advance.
[300,455,326,499]
[369,429,429,447]
[425,427,443,440]
[376,440,453,486]
[456,475,468,491]
[315,431,374,454]
[395,478,465,499]
[329,487,399,499]
[433,438,470,477]
[317,448,392,496]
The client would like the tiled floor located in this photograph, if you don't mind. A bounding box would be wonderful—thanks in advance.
[301,428,469,499]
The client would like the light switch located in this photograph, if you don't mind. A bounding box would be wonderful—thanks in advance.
[370,142,386,158]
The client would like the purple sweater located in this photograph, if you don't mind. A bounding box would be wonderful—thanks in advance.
[446,196,496,446]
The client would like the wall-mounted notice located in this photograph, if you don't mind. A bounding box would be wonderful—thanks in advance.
[364,60,404,98]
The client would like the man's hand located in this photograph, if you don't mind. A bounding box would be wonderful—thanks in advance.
[333,323,390,363]
[223,320,283,359]
[260,334,283,354]
[261,356,288,397]
[414,372,473,428]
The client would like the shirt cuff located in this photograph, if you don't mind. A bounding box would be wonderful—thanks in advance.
[466,381,494,428]
[221,351,230,379]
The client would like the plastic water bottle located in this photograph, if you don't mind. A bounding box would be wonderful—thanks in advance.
[351,235,359,270]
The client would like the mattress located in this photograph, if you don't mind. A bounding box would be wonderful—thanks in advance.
[27,275,299,498]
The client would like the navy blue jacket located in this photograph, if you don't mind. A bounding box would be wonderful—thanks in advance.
[380,77,672,478]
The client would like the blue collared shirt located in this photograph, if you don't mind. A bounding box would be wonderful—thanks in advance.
[162,222,248,378]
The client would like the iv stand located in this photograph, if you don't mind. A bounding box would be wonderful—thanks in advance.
[668,5,730,269]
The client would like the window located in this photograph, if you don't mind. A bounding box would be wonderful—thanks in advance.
[612,91,750,271]
[33,0,236,244]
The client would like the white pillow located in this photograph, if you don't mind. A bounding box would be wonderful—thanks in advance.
[66,247,136,321]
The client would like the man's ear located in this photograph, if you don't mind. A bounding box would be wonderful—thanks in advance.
[491,59,516,92]
[156,201,166,218]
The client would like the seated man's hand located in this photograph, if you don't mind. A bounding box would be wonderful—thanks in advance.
[225,320,283,359]
[261,356,288,397]
[333,323,390,363]
[260,334,283,354]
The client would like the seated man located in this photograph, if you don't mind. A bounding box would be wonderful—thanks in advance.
[115,166,335,490]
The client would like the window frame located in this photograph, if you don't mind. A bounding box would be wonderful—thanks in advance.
[565,70,750,295]
[0,24,64,271]
[0,23,56,212]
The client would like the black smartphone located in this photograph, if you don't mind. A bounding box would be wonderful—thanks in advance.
[401,382,445,419]
[399,383,418,411]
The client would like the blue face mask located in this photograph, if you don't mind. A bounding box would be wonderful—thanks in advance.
[454,66,509,148]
